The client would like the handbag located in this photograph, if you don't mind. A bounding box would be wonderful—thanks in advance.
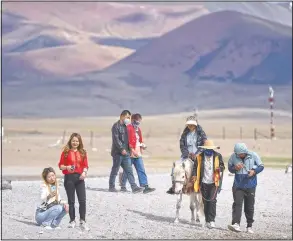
[38,200,59,212]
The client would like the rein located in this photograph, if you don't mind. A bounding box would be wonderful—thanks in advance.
[199,185,218,202]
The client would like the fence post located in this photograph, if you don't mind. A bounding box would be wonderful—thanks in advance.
[61,130,66,144]
[240,126,243,140]
[222,127,226,140]
[90,130,94,148]
[254,128,257,140]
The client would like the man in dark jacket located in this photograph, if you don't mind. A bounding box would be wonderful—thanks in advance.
[108,110,143,193]
[166,115,207,194]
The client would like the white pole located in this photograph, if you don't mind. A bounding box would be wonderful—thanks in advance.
[1,126,4,138]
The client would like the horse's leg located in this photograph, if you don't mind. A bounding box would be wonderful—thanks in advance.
[195,193,201,223]
[174,192,183,223]
[190,192,196,225]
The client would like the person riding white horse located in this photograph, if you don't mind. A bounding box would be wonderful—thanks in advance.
[167,116,207,194]
[191,140,225,229]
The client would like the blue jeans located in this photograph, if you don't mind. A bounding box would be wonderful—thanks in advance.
[35,204,66,227]
[109,154,138,190]
[121,157,148,188]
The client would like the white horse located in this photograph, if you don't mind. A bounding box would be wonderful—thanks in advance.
[172,158,204,224]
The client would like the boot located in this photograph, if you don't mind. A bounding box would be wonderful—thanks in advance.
[166,182,175,194]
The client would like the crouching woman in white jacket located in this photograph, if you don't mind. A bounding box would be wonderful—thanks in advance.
[35,167,69,229]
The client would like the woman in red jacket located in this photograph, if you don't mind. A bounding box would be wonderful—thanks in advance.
[121,113,155,194]
[58,133,89,231]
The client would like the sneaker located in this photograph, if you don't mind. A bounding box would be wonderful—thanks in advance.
[205,222,211,228]
[143,186,156,194]
[41,225,53,230]
[246,227,254,234]
[166,187,175,195]
[228,223,241,232]
[120,187,128,192]
[80,220,90,231]
[210,221,216,228]
[132,186,144,194]
[109,187,118,192]
[68,220,76,228]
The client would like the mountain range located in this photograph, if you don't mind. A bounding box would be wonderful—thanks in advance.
[2,1,292,117]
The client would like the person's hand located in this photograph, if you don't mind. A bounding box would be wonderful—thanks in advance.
[235,163,244,171]
[131,150,139,157]
[66,166,73,172]
[141,143,147,150]
[186,182,193,188]
[79,172,86,180]
[191,176,197,183]
[121,149,127,155]
[47,191,56,199]
[64,204,69,213]
[248,169,256,177]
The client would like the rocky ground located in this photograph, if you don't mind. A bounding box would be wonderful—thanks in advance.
[1,169,292,239]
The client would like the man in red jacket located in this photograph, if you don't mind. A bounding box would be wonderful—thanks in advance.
[120,113,155,194]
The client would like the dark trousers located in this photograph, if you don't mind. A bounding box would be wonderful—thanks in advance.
[232,186,256,227]
[64,173,86,222]
[109,154,138,190]
[201,183,218,223]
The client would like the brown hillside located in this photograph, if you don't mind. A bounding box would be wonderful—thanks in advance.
[104,10,292,85]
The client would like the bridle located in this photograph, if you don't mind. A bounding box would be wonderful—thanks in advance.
[173,171,188,185]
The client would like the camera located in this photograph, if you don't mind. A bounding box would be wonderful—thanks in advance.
[70,165,75,171]
[141,143,147,150]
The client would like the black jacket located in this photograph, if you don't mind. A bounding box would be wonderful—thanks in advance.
[111,120,129,157]
[192,151,225,183]
[179,125,207,159]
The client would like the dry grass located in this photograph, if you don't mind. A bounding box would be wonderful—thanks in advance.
[2,109,292,178]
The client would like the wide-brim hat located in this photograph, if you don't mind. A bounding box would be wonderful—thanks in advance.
[198,140,219,149]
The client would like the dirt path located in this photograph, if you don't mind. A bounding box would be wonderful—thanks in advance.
[2,169,292,239]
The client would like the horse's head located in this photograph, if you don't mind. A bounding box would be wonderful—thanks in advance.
[172,161,188,194]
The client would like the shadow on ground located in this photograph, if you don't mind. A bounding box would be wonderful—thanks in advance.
[127,209,202,227]
[86,187,110,193]
[10,217,37,227]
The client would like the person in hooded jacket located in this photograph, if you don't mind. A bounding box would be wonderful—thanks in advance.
[227,143,264,234]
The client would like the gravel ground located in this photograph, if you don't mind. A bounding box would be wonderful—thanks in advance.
[1,168,292,239]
